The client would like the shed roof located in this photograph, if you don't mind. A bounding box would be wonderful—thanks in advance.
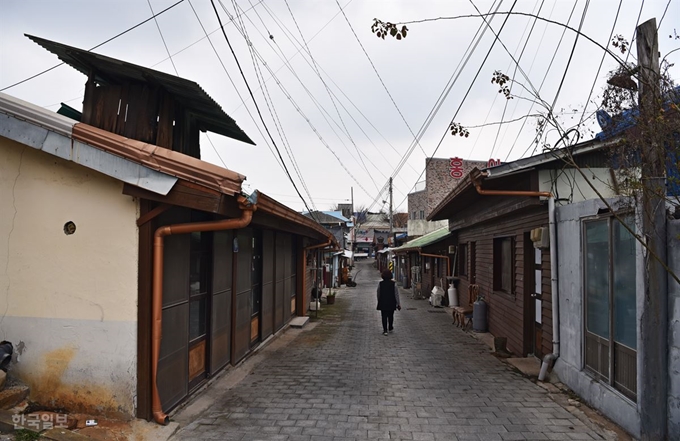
[391,227,451,253]
[27,34,254,145]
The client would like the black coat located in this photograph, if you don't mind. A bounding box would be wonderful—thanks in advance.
[377,280,398,311]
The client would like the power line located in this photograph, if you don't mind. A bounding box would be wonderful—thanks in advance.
[575,1,622,133]
[147,0,179,76]
[334,0,429,160]
[187,0,287,175]
[234,0,382,192]
[0,0,185,92]
[257,0,422,183]
[215,0,374,200]
[390,0,519,213]
[225,0,316,210]
[208,0,318,220]
[239,0,396,191]
[283,0,379,191]
[369,0,505,213]
[505,0,580,161]
[489,0,545,158]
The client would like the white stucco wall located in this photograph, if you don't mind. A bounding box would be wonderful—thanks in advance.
[554,197,641,438]
[539,168,616,204]
[0,136,138,417]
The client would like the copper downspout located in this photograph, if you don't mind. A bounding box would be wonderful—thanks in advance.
[301,239,332,315]
[151,195,256,425]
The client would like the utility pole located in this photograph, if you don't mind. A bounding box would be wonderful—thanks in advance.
[636,17,668,440]
[389,177,393,246]
[350,187,355,266]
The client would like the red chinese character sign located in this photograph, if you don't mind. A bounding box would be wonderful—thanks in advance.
[449,157,464,178]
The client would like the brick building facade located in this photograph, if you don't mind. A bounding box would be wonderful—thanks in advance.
[407,158,486,238]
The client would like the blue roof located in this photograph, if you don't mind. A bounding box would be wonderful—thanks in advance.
[321,211,351,223]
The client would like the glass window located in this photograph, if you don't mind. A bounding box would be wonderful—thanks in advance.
[585,221,610,339]
[189,297,207,341]
[493,237,513,293]
[583,214,637,400]
[459,244,468,277]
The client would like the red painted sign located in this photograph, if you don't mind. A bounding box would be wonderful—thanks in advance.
[487,158,502,168]
[449,157,464,178]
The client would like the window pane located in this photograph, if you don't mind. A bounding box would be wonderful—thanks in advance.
[613,216,636,349]
[585,221,610,339]
[459,244,468,276]
[189,297,207,341]
[501,238,512,292]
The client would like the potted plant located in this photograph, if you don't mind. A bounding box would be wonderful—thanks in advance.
[326,290,336,305]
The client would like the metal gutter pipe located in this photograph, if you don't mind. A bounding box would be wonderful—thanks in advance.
[472,175,560,380]
[419,252,451,277]
[151,193,257,425]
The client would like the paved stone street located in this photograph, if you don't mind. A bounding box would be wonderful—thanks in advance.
[173,261,620,441]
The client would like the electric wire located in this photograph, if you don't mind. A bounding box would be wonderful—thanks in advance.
[489,0,545,158]
[187,0,288,177]
[0,0,185,92]
[658,0,672,29]
[334,0,430,166]
[226,0,317,210]
[575,0,622,134]
[233,0,383,192]
[147,0,179,76]
[505,0,579,161]
[208,0,318,220]
[529,0,590,157]
[283,0,379,191]
[215,0,374,200]
[256,0,422,180]
[390,0,519,213]
[625,0,645,64]
[371,0,505,212]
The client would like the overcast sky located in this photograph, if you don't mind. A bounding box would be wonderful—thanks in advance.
[1,0,678,213]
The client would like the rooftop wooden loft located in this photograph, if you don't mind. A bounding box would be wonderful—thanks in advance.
[27,34,254,160]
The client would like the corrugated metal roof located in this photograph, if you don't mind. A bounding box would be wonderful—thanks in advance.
[27,34,254,145]
[391,227,451,252]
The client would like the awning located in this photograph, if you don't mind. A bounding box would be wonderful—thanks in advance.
[391,227,452,253]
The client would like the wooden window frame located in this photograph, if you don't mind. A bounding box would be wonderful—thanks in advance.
[493,236,514,296]
[458,243,468,277]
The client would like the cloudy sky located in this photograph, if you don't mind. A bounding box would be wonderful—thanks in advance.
[1,0,678,213]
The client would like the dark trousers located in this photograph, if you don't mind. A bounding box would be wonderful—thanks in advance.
[381,310,394,332]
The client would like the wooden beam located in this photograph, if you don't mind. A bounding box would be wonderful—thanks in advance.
[136,204,171,227]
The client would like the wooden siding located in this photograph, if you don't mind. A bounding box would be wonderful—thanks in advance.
[455,206,552,357]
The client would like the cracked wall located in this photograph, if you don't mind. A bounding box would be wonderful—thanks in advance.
[0,136,138,417]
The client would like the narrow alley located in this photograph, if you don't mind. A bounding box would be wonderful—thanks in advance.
[172,260,622,441]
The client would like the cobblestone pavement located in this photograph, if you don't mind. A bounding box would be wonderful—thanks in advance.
[173,261,620,441]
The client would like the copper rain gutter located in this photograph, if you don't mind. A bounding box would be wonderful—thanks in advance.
[301,239,332,315]
[151,194,257,425]
[471,173,560,381]
[419,252,451,277]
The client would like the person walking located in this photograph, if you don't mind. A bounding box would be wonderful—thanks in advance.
[377,269,401,336]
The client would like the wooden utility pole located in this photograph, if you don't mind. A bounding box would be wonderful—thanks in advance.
[389,177,393,246]
[636,17,668,440]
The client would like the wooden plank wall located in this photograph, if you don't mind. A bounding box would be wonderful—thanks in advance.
[456,207,552,356]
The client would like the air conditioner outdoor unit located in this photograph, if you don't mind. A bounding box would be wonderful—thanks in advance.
[448,245,456,254]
